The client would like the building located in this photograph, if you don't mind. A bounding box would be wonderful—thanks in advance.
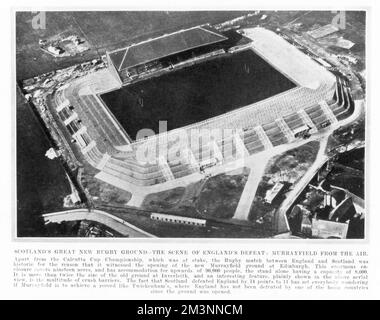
[151,213,206,227]
[293,124,311,139]
[52,27,356,188]
[289,181,362,238]
[311,218,349,239]
[106,25,228,84]
[45,147,60,160]
[264,182,285,204]
[47,45,64,56]
[329,197,357,222]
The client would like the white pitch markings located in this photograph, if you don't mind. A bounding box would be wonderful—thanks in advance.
[254,125,273,149]
[158,156,175,181]
[275,117,295,142]
[297,109,318,133]
[319,100,338,124]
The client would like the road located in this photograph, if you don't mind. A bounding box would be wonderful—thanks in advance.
[233,153,271,220]
[42,209,155,238]
[231,98,364,228]
[274,99,364,234]
[275,136,329,233]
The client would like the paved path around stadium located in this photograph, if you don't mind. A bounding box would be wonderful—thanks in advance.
[97,98,364,220]
[232,98,364,224]
[275,135,329,233]
[99,99,364,210]
[232,135,325,222]
[42,209,155,238]
[96,170,205,207]
[274,99,364,233]
[232,153,270,220]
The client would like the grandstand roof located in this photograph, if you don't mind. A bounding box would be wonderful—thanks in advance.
[108,25,228,71]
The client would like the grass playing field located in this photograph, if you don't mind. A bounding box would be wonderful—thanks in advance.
[100,49,296,139]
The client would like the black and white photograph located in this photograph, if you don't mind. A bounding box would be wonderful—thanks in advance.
[15,10,366,239]
[3,0,380,302]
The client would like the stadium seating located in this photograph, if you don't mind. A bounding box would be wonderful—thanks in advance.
[55,36,355,187]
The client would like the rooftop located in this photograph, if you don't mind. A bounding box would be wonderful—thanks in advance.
[108,25,228,71]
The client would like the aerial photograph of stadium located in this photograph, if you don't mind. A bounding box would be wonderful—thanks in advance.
[16,10,366,239]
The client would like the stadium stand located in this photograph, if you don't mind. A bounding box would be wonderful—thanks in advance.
[107,25,228,84]
[53,27,356,187]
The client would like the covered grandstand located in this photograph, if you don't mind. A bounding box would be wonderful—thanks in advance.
[106,25,230,83]
[54,27,356,189]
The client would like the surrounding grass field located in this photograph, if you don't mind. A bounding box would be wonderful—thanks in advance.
[16,11,252,80]
[248,140,320,223]
[101,49,296,139]
[142,167,250,221]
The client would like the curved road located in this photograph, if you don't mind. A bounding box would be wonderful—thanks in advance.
[42,209,155,238]
[275,99,365,234]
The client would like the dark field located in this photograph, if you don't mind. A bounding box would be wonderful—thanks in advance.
[101,49,296,139]
[16,11,252,80]
[17,90,71,236]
